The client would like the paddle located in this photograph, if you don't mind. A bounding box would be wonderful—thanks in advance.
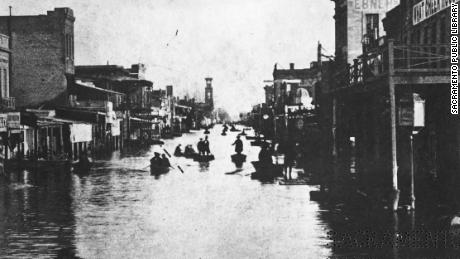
[163,148,184,173]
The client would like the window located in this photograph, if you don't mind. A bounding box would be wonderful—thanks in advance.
[365,14,379,40]
[440,17,447,44]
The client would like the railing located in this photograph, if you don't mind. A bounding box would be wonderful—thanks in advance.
[393,44,450,72]
[1,97,15,110]
[337,38,450,88]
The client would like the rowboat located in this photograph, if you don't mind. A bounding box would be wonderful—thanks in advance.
[193,154,215,162]
[231,154,246,163]
[250,161,283,178]
[150,164,170,175]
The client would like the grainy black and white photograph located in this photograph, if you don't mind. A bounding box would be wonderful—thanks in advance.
[0,0,459,258]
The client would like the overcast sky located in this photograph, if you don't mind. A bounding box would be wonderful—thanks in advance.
[2,0,334,117]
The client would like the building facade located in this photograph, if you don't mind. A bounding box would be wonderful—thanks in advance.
[0,8,75,107]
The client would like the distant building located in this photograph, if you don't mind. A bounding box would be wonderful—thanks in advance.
[0,33,13,110]
[0,8,75,107]
[272,62,320,110]
[204,77,214,110]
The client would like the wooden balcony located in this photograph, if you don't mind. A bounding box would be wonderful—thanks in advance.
[335,38,450,91]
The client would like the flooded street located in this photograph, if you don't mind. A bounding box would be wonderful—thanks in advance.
[0,126,332,258]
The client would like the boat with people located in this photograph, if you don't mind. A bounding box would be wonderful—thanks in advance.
[150,164,170,175]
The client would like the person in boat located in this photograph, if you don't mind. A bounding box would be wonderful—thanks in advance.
[174,144,183,156]
[223,124,228,131]
[258,143,273,165]
[204,136,211,155]
[197,138,205,156]
[150,152,162,167]
[230,124,237,131]
[78,151,91,170]
[161,154,171,167]
[184,145,196,156]
[232,135,243,154]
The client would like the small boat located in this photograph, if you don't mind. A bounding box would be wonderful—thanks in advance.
[250,140,267,146]
[204,129,210,134]
[150,139,165,145]
[221,132,227,136]
[229,128,240,132]
[231,154,246,163]
[150,164,170,175]
[251,161,283,177]
[193,154,215,162]
[245,136,258,140]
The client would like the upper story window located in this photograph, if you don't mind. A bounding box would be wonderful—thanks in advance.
[65,34,74,60]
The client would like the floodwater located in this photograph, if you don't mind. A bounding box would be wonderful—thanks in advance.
[1,125,459,258]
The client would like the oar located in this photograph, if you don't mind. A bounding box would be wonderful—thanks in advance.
[163,148,184,173]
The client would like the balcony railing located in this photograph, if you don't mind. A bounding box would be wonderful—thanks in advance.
[1,97,15,110]
[336,38,450,89]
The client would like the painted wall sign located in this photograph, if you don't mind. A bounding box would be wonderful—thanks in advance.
[413,0,459,25]
[349,0,399,11]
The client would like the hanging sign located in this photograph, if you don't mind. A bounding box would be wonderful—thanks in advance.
[7,112,20,129]
[413,0,459,25]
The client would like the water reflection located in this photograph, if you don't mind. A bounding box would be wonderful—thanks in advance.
[1,126,333,258]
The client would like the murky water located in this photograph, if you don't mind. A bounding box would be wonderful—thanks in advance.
[0,126,332,258]
[2,126,459,258]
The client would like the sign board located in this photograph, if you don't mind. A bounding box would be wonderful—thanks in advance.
[70,123,92,143]
[349,0,399,11]
[413,0,459,25]
[111,119,121,136]
[398,93,425,127]
[7,112,20,129]
[0,114,7,132]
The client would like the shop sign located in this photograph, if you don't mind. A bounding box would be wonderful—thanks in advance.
[70,123,92,143]
[413,0,459,25]
[7,112,20,129]
[398,93,425,127]
[0,114,7,132]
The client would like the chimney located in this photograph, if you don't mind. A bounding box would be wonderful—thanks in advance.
[289,63,295,70]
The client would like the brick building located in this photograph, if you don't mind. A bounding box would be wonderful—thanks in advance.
[320,0,457,211]
[0,8,75,107]
[331,0,399,65]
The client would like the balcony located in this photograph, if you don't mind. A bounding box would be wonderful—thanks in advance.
[335,37,450,89]
[0,97,15,110]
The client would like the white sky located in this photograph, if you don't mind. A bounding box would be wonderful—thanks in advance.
[2,0,335,117]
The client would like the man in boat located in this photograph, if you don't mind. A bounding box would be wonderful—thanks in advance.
[174,144,183,156]
[161,154,171,167]
[197,138,205,156]
[232,135,243,155]
[150,152,162,167]
[204,136,211,155]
